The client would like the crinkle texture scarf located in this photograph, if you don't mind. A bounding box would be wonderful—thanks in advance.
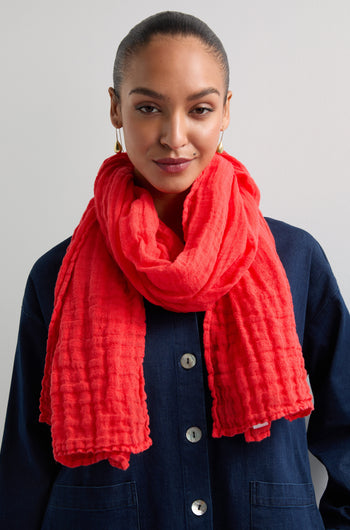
[40,151,313,470]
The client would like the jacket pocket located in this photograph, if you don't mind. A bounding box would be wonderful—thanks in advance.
[250,481,325,530]
[41,482,140,530]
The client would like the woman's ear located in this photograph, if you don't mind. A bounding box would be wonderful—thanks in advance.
[222,90,232,131]
[108,87,122,128]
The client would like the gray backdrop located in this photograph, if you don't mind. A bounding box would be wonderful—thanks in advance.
[1,0,349,504]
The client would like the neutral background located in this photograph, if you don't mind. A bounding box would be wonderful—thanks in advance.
[1,0,349,504]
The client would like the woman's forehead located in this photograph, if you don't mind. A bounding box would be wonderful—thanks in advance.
[121,35,225,95]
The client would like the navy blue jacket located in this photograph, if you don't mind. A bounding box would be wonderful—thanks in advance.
[1,218,350,529]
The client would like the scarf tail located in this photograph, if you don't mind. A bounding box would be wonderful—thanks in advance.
[203,214,313,442]
[40,199,152,469]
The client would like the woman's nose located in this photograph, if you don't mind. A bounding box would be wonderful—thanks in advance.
[159,113,188,150]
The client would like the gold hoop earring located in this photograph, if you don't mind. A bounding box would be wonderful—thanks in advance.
[114,128,123,153]
[216,131,224,154]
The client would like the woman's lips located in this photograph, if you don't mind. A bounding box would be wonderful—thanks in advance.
[154,158,193,173]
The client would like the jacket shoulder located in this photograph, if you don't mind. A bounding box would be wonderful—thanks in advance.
[31,238,71,279]
[23,238,71,328]
[265,217,334,283]
[266,217,319,252]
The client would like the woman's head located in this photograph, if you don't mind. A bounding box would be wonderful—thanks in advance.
[113,11,229,101]
[108,12,232,198]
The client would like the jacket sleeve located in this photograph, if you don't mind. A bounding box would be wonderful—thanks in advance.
[303,241,350,529]
[0,273,60,528]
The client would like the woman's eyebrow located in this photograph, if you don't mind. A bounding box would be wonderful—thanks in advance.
[128,87,220,100]
[187,88,220,100]
[128,87,165,99]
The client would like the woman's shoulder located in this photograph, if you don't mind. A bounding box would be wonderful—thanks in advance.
[266,217,340,302]
[23,237,72,327]
[30,237,71,280]
[265,216,328,267]
[266,217,318,249]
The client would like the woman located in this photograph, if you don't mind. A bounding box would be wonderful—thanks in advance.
[0,11,349,530]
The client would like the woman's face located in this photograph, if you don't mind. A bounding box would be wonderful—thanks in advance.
[109,35,231,197]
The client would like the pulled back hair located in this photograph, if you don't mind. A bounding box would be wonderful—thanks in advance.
[113,11,229,100]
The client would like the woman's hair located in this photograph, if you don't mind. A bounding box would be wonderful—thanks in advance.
[113,11,229,100]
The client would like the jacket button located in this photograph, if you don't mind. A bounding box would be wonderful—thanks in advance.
[180,353,197,369]
[186,427,202,443]
[191,499,207,516]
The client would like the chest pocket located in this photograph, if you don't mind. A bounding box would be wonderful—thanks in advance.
[41,482,140,530]
[250,481,325,530]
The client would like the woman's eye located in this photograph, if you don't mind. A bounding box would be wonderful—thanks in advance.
[136,105,159,114]
[191,106,213,116]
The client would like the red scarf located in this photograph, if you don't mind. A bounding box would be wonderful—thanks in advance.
[40,152,313,470]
